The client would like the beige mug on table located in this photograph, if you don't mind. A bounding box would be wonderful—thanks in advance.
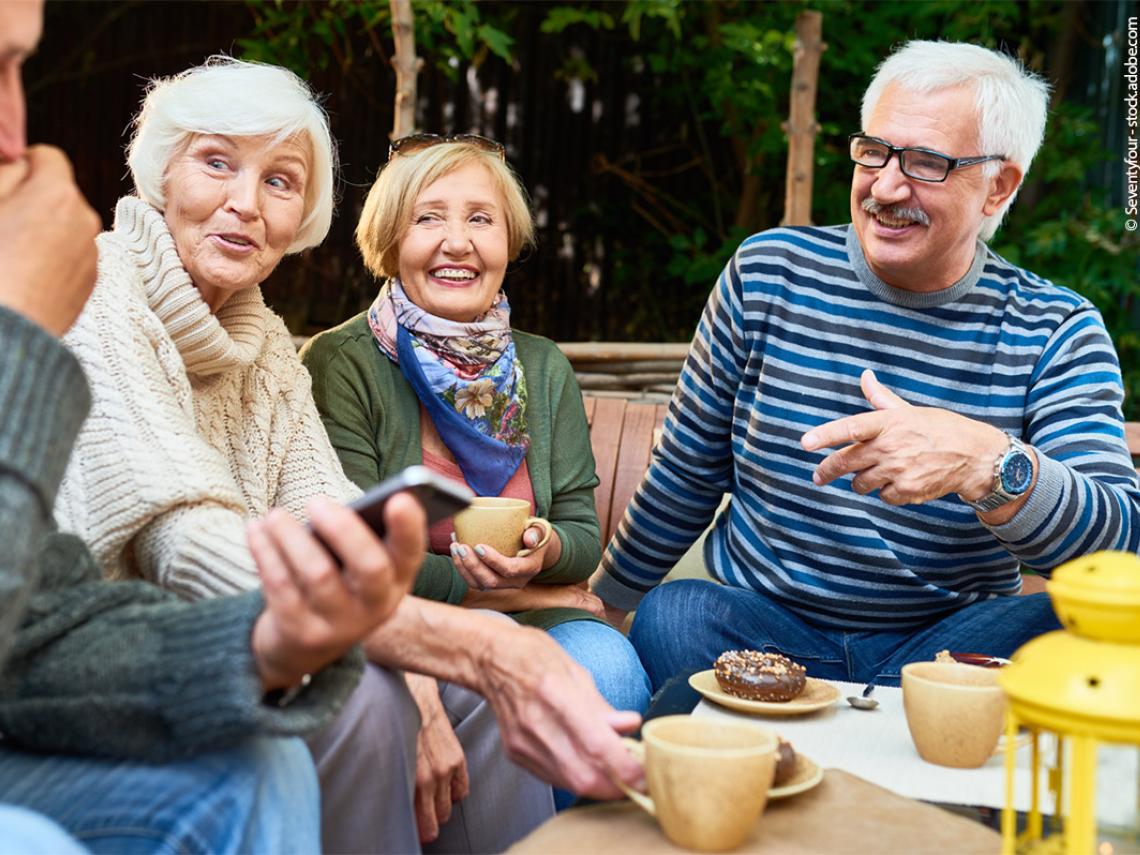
[617,715,778,852]
[902,661,1007,768]
[452,497,552,558]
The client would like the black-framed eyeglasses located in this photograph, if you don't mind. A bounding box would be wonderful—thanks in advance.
[848,133,1005,183]
[388,133,506,161]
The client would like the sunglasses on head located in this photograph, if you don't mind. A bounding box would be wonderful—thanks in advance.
[387,133,506,161]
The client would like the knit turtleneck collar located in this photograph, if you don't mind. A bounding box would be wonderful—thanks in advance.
[845,224,986,309]
[111,196,268,377]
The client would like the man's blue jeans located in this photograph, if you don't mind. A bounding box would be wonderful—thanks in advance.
[0,736,317,853]
[629,579,1062,692]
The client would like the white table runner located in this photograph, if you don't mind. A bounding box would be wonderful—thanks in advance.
[693,684,1130,825]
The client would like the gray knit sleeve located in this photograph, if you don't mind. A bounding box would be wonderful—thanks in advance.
[0,307,90,673]
[0,539,363,761]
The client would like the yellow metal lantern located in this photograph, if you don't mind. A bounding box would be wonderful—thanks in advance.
[1000,550,1140,854]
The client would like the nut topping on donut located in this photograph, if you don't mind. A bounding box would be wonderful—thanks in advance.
[713,650,807,702]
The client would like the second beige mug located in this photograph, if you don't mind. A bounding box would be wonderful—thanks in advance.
[902,661,1007,768]
[618,715,777,852]
[452,497,552,558]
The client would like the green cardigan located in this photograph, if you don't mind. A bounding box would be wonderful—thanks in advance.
[301,312,602,630]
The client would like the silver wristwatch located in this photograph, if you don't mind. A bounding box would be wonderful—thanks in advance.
[965,434,1034,513]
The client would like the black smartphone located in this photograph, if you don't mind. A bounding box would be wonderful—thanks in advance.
[345,465,473,538]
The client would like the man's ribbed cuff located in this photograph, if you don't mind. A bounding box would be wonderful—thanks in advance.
[589,564,652,612]
[986,451,1066,545]
[155,591,365,754]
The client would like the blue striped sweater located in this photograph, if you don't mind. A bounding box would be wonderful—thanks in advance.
[594,225,1140,629]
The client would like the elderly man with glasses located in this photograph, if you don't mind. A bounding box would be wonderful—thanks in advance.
[592,40,1140,692]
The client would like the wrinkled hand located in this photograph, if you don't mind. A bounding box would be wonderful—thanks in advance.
[801,369,1006,506]
[0,147,100,336]
[463,581,606,618]
[477,625,644,799]
[405,673,469,843]
[248,494,425,692]
[450,524,560,590]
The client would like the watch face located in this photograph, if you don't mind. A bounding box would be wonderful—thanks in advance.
[1001,450,1033,494]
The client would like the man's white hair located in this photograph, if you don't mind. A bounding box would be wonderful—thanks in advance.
[127,56,337,253]
[861,41,1050,241]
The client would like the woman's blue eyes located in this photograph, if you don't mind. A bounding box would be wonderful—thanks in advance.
[203,157,292,191]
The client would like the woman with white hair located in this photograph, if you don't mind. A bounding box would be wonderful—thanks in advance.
[54,58,554,853]
[56,56,343,597]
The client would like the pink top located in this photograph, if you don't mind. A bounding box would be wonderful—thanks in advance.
[422,449,536,554]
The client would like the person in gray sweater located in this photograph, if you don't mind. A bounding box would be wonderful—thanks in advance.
[0,4,425,850]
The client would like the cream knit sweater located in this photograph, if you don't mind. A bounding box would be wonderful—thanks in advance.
[55,197,360,600]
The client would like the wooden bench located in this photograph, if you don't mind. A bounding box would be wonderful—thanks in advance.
[584,393,1140,596]
[582,395,668,545]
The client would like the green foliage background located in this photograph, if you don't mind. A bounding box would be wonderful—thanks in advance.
[240,0,1139,416]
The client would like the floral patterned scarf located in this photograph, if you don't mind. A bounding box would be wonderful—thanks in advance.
[367,280,529,496]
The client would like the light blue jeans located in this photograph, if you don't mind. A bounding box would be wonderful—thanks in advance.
[546,619,651,811]
[547,619,651,716]
[0,737,317,854]
[0,805,86,853]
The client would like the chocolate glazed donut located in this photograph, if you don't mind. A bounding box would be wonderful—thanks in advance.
[713,650,807,702]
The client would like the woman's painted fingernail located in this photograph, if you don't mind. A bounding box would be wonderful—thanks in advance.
[474,545,486,558]
[458,546,468,559]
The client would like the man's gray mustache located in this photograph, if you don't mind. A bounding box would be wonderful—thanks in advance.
[861,198,930,226]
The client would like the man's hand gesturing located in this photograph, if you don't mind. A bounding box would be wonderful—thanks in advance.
[802,369,1007,506]
[0,146,100,336]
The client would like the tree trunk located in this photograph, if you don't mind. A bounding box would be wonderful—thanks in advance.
[390,0,418,140]
[781,10,825,226]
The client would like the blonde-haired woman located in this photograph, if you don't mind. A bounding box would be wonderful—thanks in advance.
[303,134,651,813]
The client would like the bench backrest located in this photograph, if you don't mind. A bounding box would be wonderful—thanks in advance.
[583,396,668,545]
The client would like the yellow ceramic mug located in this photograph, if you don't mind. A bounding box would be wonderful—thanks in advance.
[452,497,552,558]
[617,715,777,852]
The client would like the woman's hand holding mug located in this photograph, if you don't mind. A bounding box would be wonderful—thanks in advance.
[450,519,557,590]
[449,497,558,590]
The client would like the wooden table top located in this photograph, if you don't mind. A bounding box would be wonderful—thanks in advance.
[509,769,1000,853]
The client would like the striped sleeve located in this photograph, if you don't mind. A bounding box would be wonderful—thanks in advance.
[989,305,1140,564]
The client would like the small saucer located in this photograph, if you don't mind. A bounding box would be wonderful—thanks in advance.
[689,670,841,716]
[769,753,824,799]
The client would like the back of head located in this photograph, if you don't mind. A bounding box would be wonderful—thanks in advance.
[861,41,1050,240]
[127,56,337,253]
[356,139,534,280]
